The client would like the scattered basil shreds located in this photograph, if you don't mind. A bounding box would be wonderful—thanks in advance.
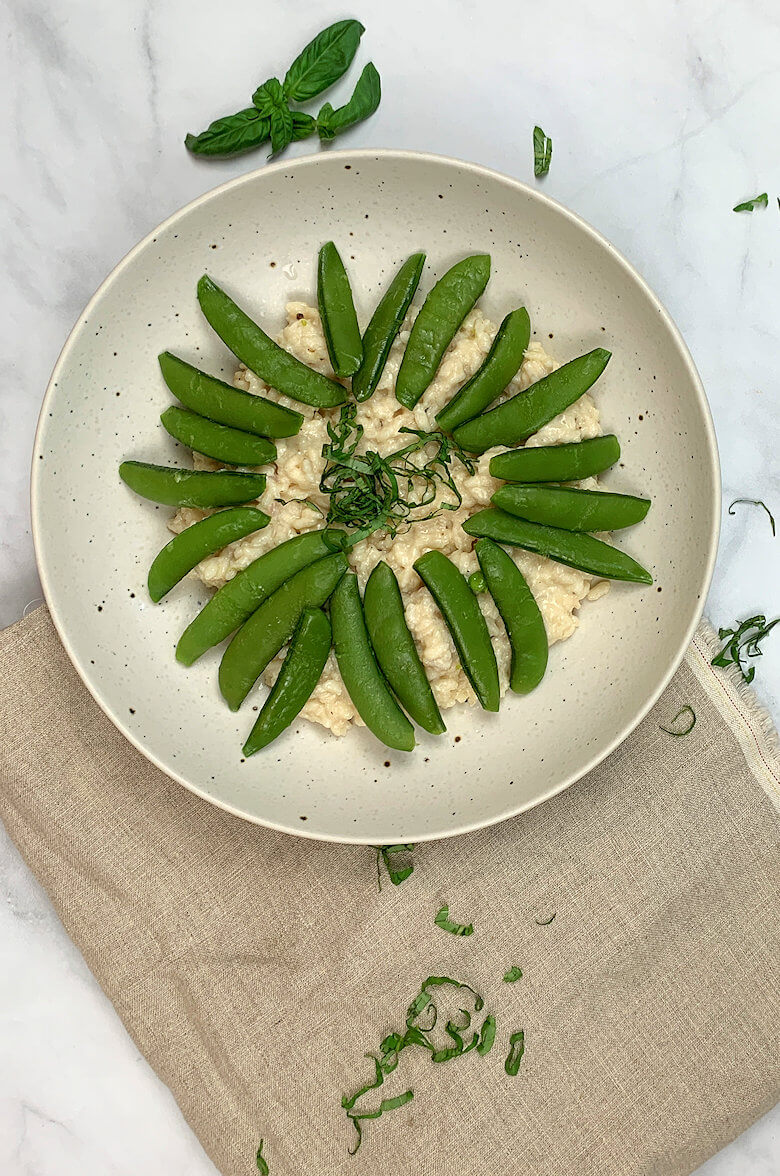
[503,966,523,983]
[317,62,381,142]
[728,498,776,537]
[733,193,768,212]
[659,704,696,737]
[184,109,270,158]
[185,19,378,160]
[469,570,487,593]
[476,1013,496,1055]
[255,1140,269,1174]
[320,404,476,544]
[533,125,553,177]
[534,913,556,926]
[343,976,489,1153]
[434,903,474,937]
[375,843,414,889]
[712,614,780,684]
[275,496,324,515]
[283,19,364,102]
[504,1030,525,1076]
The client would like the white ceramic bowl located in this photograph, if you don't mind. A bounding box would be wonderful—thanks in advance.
[32,149,719,844]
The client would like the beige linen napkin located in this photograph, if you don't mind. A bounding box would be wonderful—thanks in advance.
[1,607,778,1176]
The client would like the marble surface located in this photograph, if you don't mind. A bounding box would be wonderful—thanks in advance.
[1,0,778,1171]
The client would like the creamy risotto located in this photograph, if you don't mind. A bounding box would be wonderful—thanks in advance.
[170,302,609,735]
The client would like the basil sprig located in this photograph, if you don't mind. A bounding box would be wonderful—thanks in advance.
[185,19,380,160]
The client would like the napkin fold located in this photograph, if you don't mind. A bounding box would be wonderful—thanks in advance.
[1,607,778,1176]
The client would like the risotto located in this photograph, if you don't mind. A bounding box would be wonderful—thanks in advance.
[170,301,609,736]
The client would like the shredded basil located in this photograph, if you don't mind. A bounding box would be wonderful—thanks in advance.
[434,903,474,936]
[504,1030,525,1076]
[534,913,556,926]
[347,1091,414,1155]
[659,704,696,737]
[712,614,780,684]
[503,966,523,983]
[375,844,414,889]
[733,193,768,212]
[728,498,776,537]
[533,125,553,177]
[255,1140,269,1174]
[476,1013,496,1055]
[320,404,476,543]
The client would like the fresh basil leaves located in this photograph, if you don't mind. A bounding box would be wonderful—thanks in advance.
[283,18,365,102]
[185,19,380,160]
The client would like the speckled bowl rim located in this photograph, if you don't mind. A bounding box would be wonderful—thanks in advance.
[31,147,721,845]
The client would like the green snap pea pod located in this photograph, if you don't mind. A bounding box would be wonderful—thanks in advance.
[453,348,611,454]
[413,549,499,711]
[489,435,620,482]
[352,252,425,402]
[396,254,491,410]
[242,609,332,755]
[148,506,269,603]
[158,352,303,438]
[119,461,265,507]
[363,561,445,735]
[197,275,347,408]
[463,509,653,584]
[475,538,548,694]
[219,551,348,710]
[330,573,415,751]
[160,407,277,467]
[177,529,345,665]
[435,307,530,432]
[492,484,651,531]
[317,241,362,378]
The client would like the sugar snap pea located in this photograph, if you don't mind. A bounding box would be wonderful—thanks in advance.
[219,551,348,709]
[463,509,653,584]
[331,572,415,751]
[148,506,269,603]
[197,275,347,408]
[493,484,651,531]
[363,561,445,735]
[435,307,530,432]
[475,538,548,694]
[396,254,491,410]
[413,549,499,711]
[158,352,303,438]
[454,348,611,453]
[317,241,362,378]
[352,252,425,402]
[490,435,621,483]
[242,609,332,755]
[176,529,346,665]
[119,461,266,507]
[160,407,276,467]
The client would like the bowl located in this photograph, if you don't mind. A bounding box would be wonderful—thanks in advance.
[31,149,720,843]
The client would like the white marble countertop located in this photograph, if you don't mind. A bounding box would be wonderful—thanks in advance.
[1,0,778,1172]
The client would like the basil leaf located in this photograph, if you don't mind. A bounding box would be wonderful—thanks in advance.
[533,125,553,177]
[434,903,474,936]
[185,109,270,157]
[733,192,768,212]
[504,1029,525,1076]
[503,966,523,983]
[283,19,364,103]
[317,62,381,141]
[252,77,286,116]
[290,111,317,142]
[269,104,294,156]
[255,1140,269,1174]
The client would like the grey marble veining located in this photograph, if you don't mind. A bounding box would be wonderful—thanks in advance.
[1,0,778,1172]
